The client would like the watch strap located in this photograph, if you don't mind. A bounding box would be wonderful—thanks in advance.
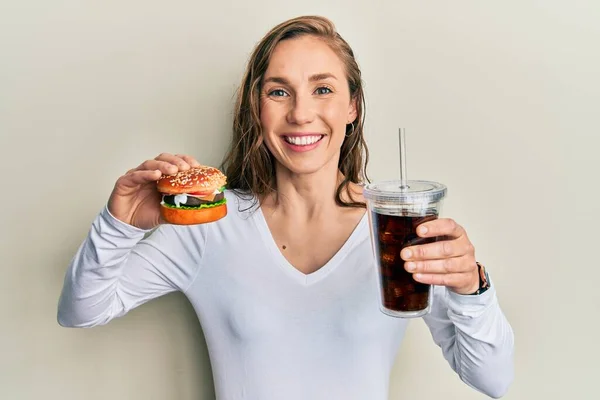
[468,262,490,295]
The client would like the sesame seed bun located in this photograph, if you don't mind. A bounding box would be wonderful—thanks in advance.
[157,166,227,195]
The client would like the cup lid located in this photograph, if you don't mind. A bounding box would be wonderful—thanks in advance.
[363,180,447,203]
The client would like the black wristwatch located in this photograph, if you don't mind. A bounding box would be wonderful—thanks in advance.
[468,262,490,295]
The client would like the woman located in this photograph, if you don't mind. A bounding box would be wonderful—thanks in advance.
[58,16,514,399]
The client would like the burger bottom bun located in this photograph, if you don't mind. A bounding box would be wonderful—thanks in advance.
[160,203,227,225]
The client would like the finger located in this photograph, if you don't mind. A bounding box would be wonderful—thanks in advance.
[401,238,471,261]
[119,169,162,188]
[174,154,201,168]
[412,272,472,287]
[137,160,178,175]
[154,152,191,170]
[405,256,474,274]
[417,218,465,239]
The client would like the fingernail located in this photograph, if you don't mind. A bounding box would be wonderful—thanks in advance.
[405,262,416,272]
[419,226,428,235]
[402,249,412,259]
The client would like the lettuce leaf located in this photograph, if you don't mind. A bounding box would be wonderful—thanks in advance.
[161,198,226,210]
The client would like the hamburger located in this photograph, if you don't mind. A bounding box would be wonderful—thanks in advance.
[157,165,227,225]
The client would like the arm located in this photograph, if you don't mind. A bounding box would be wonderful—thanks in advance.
[400,217,514,397]
[423,280,515,398]
[57,205,207,328]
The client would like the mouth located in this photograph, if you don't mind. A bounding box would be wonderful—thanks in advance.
[282,134,325,146]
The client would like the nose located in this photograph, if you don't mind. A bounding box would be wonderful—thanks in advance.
[286,93,315,125]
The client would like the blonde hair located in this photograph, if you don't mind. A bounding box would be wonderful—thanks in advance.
[222,15,369,208]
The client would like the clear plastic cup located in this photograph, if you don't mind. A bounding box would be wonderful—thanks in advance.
[363,180,447,318]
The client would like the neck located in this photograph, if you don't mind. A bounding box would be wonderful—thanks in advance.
[263,157,343,220]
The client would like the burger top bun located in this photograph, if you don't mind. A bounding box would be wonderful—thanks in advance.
[157,166,226,195]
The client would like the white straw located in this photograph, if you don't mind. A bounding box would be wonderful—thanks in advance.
[399,128,408,190]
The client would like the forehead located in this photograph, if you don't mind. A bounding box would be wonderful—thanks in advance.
[265,35,346,80]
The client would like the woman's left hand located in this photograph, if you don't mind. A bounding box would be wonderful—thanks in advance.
[401,218,480,295]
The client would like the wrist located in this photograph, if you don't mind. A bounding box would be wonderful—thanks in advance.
[450,262,490,295]
[452,277,480,295]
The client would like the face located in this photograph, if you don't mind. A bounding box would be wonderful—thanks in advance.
[260,35,357,176]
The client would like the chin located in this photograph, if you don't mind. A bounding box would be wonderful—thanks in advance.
[282,163,324,176]
[278,153,341,177]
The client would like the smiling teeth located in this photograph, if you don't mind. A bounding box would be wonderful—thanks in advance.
[284,135,322,146]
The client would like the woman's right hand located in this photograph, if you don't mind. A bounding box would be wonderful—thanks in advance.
[107,153,201,230]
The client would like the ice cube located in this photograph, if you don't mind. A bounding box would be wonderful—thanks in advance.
[379,230,398,245]
[383,280,404,298]
[380,246,397,265]
[403,292,429,311]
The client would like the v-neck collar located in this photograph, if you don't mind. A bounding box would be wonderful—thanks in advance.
[252,206,368,286]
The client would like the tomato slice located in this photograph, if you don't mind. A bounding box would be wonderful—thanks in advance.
[188,191,212,196]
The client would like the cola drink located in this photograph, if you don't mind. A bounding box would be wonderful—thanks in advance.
[371,212,438,313]
[364,180,447,318]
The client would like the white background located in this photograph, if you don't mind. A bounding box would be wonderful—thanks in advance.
[1,1,598,399]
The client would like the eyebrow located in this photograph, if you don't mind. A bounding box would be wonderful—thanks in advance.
[263,73,338,85]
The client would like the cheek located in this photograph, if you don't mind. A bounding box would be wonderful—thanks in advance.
[259,100,273,127]
[260,100,288,137]
[259,101,279,152]
[320,99,351,129]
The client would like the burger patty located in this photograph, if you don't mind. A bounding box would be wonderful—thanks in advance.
[163,192,225,207]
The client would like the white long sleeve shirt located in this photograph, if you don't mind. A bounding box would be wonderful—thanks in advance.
[57,190,514,399]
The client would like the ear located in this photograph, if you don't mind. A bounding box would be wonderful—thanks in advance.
[347,96,358,124]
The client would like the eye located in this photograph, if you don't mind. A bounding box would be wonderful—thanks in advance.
[268,89,289,97]
[315,86,333,95]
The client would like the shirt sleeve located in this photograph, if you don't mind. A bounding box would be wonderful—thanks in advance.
[57,205,208,328]
[422,279,515,398]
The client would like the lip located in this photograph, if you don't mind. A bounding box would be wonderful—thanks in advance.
[280,133,325,153]
[281,132,324,137]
